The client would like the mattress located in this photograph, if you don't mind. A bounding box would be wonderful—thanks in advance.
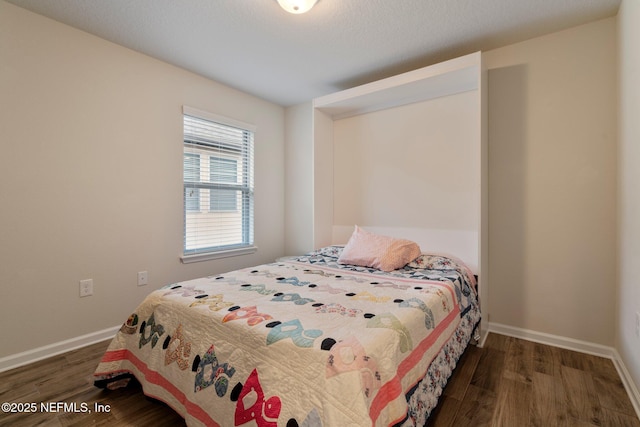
[94,246,480,426]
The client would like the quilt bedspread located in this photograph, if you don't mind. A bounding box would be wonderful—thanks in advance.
[94,249,479,426]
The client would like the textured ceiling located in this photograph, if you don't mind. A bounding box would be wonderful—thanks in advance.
[6,0,620,106]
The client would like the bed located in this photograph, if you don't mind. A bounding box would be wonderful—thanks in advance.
[94,245,480,426]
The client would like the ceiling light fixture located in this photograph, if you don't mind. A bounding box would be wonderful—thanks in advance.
[277,0,318,14]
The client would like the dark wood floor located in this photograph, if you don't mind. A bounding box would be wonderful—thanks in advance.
[0,333,638,426]
[427,333,640,427]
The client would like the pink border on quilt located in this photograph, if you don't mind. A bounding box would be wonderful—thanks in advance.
[369,307,461,425]
[97,349,219,427]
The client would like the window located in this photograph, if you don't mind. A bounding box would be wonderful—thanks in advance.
[183,153,201,212]
[209,157,238,212]
[182,106,255,262]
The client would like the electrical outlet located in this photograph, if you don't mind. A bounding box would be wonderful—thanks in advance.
[137,271,148,286]
[636,312,640,339]
[79,279,93,297]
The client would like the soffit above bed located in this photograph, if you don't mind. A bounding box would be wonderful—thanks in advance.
[314,51,480,119]
[5,0,620,106]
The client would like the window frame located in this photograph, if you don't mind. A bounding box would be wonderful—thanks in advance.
[181,106,257,263]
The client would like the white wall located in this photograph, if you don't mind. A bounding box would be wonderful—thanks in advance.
[618,0,640,392]
[332,91,479,233]
[0,1,285,358]
[284,103,313,255]
[485,17,617,345]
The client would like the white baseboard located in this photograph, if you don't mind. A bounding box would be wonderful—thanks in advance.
[489,322,615,357]
[0,325,119,373]
[611,348,640,420]
[489,322,640,420]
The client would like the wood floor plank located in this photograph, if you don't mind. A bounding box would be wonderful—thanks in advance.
[593,374,639,416]
[0,381,39,403]
[0,355,68,392]
[531,370,571,427]
[533,341,556,376]
[558,346,592,371]
[425,395,460,427]
[584,353,620,380]
[450,384,497,427]
[491,377,532,426]
[503,335,534,384]
[63,341,110,365]
[35,361,99,401]
[561,365,603,425]
[0,411,65,427]
[483,332,510,351]
[470,346,505,393]
[599,407,640,427]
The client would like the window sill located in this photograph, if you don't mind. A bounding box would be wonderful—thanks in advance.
[181,246,258,264]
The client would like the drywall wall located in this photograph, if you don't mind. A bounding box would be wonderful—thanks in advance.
[0,1,285,358]
[485,17,617,345]
[284,102,313,255]
[332,90,479,235]
[618,0,640,393]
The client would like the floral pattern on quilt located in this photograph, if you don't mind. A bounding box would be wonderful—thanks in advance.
[401,312,478,426]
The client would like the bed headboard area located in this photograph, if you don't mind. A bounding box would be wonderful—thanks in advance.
[332,226,479,274]
[312,51,488,339]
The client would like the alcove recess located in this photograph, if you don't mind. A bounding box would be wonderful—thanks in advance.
[312,51,488,342]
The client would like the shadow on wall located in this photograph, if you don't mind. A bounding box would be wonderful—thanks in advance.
[488,64,528,328]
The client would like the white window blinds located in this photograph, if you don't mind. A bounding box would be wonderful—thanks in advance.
[182,107,255,260]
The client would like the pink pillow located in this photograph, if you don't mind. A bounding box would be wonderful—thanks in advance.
[338,226,421,272]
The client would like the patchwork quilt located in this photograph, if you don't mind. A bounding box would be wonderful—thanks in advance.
[94,247,480,426]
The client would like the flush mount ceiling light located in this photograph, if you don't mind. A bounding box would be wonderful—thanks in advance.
[277,0,318,14]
